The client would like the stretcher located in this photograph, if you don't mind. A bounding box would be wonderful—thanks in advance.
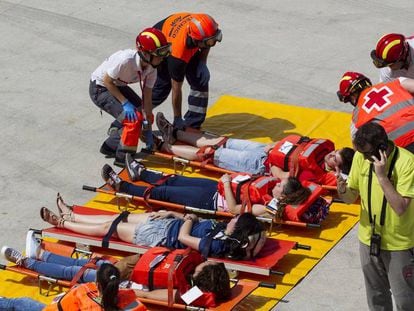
[1,236,274,310]
[41,205,310,276]
[145,149,338,194]
[82,183,321,229]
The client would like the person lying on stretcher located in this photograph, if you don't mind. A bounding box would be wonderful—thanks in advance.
[40,191,266,260]
[155,112,355,186]
[121,158,326,223]
[1,231,231,308]
[0,258,144,311]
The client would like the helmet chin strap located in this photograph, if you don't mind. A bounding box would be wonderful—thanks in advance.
[138,51,160,68]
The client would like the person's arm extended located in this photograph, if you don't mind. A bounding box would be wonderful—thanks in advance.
[134,288,177,301]
[199,47,210,62]
[142,86,153,120]
[270,165,289,179]
[178,216,200,250]
[103,73,128,104]
[336,167,359,204]
[171,79,183,118]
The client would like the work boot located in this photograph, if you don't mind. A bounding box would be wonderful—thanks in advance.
[114,151,126,168]
[156,112,176,145]
[1,246,25,266]
[101,164,122,191]
[125,154,146,182]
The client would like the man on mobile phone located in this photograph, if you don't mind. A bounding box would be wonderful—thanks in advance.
[337,72,414,153]
[337,122,414,310]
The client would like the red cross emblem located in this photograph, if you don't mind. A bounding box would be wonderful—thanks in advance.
[361,86,393,113]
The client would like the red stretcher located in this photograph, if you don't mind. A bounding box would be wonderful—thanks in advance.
[41,205,310,276]
[0,237,273,310]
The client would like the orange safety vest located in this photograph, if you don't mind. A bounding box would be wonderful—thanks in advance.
[161,13,200,63]
[353,79,414,148]
[217,173,278,206]
[265,135,335,184]
[119,111,144,153]
[43,282,146,311]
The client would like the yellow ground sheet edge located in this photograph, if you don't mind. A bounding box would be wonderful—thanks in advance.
[0,94,360,310]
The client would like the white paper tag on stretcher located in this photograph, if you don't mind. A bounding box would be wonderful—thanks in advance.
[278,141,294,154]
[181,285,203,304]
[232,174,251,184]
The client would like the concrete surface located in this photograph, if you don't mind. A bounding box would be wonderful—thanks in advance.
[1,0,413,309]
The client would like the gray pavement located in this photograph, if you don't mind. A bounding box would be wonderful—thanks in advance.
[1,1,413,310]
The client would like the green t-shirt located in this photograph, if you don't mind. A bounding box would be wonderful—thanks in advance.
[348,145,414,250]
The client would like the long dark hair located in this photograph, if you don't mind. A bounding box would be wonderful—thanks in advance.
[96,263,121,311]
[192,262,231,302]
[278,177,311,206]
[226,213,264,260]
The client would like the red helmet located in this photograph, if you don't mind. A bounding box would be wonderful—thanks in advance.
[188,14,222,47]
[136,28,171,58]
[370,33,408,68]
[337,72,372,103]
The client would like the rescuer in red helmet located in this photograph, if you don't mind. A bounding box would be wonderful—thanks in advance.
[89,28,171,166]
[337,71,414,153]
[152,13,223,129]
[371,33,414,82]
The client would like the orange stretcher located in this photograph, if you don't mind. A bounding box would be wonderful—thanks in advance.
[1,237,273,310]
[41,205,310,276]
[82,180,321,229]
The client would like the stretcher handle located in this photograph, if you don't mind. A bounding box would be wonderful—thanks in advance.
[259,281,276,289]
[295,243,311,250]
[83,185,97,192]
[279,220,321,228]
[270,269,285,276]
[321,185,337,192]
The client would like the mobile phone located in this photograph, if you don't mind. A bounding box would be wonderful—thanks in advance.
[370,233,381,257]
[372,143,387,160]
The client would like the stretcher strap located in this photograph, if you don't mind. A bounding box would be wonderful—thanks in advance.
[196,137,228,166]
[286,136,310,177]
[69,257,100,287]
[168,248,191,308]
[102,211,130,248]
[142,174,174,209]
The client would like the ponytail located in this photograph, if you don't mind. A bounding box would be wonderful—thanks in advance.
[96,263,121,311]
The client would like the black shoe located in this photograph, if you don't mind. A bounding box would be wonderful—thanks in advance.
[114,151,126,168]
[125,154,146,182]
[101,164,122,190]
[156,112,176,144]
[100,143,116,158]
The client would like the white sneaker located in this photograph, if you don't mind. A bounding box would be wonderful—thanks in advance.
[25,230,41,259]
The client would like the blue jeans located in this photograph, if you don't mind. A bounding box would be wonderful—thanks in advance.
[152,52,209,128]
[214,138,267,174]
[120,170,217,210]
[0,297,45,311]
[24,251,106,283]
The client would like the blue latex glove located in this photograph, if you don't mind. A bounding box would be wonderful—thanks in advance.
[173,116,185,130]
[196,62,210,86]
[122,101,137,122]
[142,120,154,150]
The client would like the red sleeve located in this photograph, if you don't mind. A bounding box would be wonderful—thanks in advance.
[297,169,317,183]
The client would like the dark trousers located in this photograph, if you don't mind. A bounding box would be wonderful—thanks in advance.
[89,80,141,158]
[119,170,217,210]
[152,54,209,129]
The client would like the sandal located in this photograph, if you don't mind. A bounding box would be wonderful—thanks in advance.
[56,193,74,221]
[40,207,65,227]
[156,112,176,144]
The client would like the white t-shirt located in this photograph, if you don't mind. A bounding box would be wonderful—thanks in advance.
[379,38,414,82]
[91,49,157,88]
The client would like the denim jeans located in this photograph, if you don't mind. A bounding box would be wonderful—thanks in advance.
[0,297,45,311]
[214,138,267,174]
[120,169,217,210]
[24,251,108,283]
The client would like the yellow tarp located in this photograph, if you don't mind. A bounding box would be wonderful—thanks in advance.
[0,95,360,310]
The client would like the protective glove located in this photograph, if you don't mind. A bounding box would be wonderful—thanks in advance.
[142,120,154,150]
[173,116,185,130]
[122,101,137,122]
[196,62,210,86]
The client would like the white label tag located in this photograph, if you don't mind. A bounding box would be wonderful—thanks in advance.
[278,141,294,155]
[181,285,203,305]
[232,174,251,184]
